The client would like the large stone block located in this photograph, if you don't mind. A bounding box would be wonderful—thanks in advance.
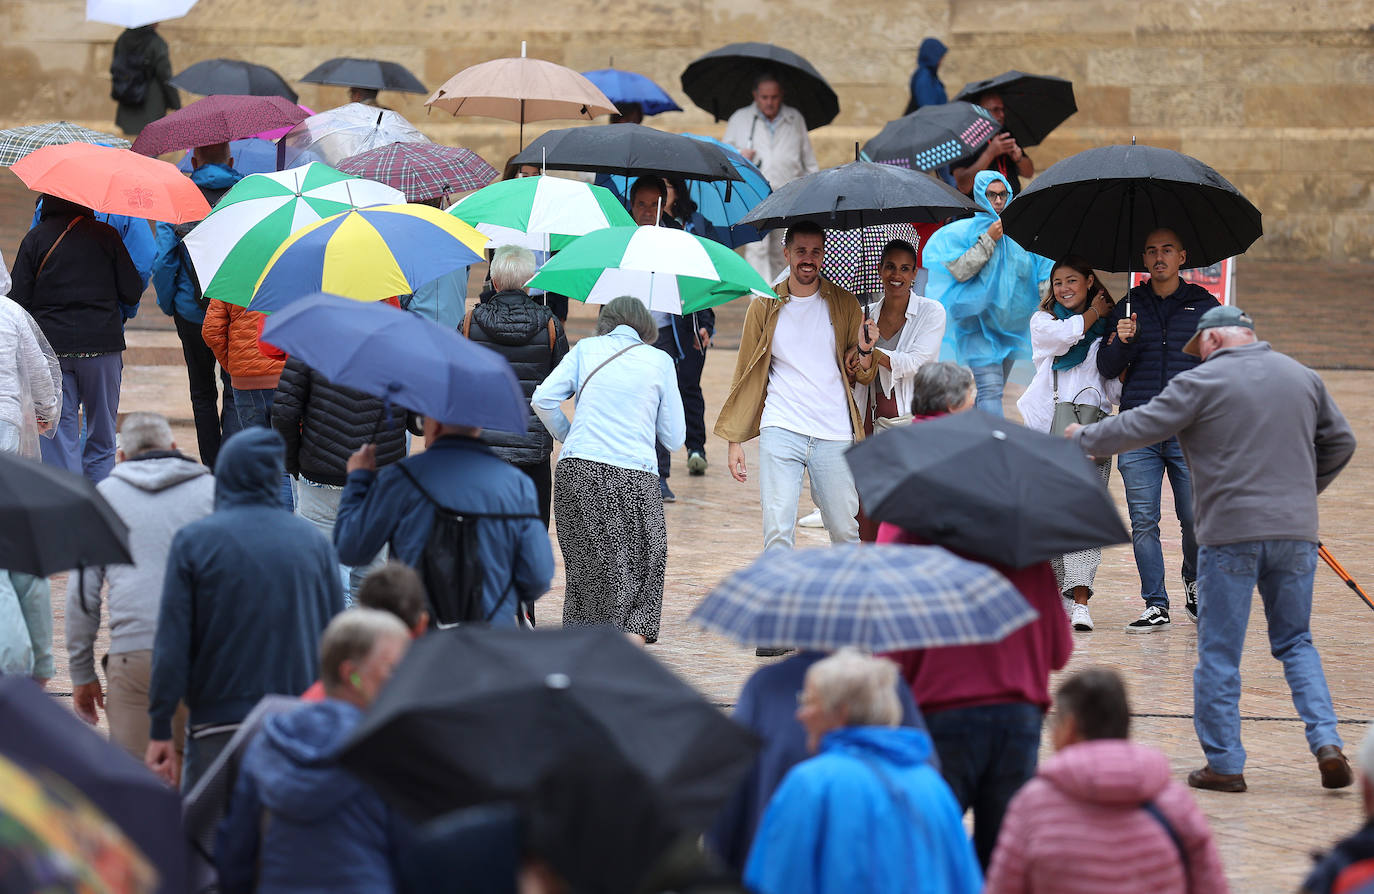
[1202,48,1338,85]
[1332,213,1374,261]
[1130,85,1246,127]
[1230,171,1374,216]
[1181,136,1282,173]
[1280,136,1374,173]
[1245,86,1374,127]
[1087,49,1204,86]
[1072,86,1132,127]
[1243,214,1332,261]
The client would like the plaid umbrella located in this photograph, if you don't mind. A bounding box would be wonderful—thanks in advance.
[690,544,1034,652]
[131,94,308,157]
[0,122,129,167]
[336,143,498,202]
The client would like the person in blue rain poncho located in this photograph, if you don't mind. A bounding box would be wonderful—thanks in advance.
[923,169,1052,415]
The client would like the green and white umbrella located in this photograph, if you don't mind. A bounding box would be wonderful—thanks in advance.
[527,225,774,314]
[184,162,404,307]
[448,174,632,251]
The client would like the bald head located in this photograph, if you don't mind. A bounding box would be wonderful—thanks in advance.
[1143,228,1187,294]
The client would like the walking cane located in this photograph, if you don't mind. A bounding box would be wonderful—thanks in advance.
[1318,543,1374,613]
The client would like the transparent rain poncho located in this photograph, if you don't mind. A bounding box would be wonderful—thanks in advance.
[0,250,62,459]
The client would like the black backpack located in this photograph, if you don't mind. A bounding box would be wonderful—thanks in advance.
[110,44,151,105]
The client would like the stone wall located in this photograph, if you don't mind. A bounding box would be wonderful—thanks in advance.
[2,0,1371,261]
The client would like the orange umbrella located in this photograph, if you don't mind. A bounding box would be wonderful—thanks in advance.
[10,142,211,223]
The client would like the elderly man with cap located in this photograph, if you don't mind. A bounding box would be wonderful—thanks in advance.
[1067,306,1357,794]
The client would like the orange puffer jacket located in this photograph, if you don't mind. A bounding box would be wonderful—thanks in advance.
[202,298,284,389]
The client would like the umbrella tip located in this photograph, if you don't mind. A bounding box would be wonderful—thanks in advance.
[992,430,1007,440]
[1131,134,1137,146]
[521,40,527,58]
[855,141,860,162]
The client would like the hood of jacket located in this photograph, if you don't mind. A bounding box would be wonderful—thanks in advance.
[109,452,210,493]
[973,169,1013,217]
[213,427,285,509]
[821,725,934,768]
[254,700,368,821]
[189,163,244,194]
[472,290,549,346]
[39,195,93,221]
[1038,739,1171,806]
[917,38,947,71]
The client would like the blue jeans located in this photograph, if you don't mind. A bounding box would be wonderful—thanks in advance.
[40,353,122,482]
[1194,540,1340,774]
[1117,437,1198,609]
[924,702,1043,869]
[970,357,1015,416]
[232,387,293,509]
[757,426,858,550]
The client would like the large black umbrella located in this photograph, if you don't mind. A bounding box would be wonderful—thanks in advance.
[511,123,742,182]
[0,677,187,892]
[862,101,1001,172]
[338,625,757,831]
[0,451,130,575]
[301,57,428,94]
[170,58,298,102]
[1000,143,1263,272]
[953,70,1076,147]
[739,159,978,231]
[846,410,1129,568]
[681,42,839,130]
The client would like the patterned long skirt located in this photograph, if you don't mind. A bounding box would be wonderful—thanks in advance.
[1051,458,1114,596]
[554,457,667,639]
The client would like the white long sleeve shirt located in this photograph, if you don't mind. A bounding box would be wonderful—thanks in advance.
[852,292,947,416]
[1016,310,1121,432]
[723,103,819,188]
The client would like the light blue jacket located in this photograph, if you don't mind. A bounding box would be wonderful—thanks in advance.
[531,325,684,475]
[151,164,244,323]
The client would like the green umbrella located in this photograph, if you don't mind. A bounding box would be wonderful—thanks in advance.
[526,225,773,314]
[448,174,632,251]
[183,162,405,306]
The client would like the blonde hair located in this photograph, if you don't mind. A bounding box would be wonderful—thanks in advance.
[319,608,409,689]
[805,648,901,727]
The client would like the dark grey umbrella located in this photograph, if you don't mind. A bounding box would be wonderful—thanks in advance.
[1000,143,1263,272]
[846,410,1129,568]
[0,451,130,576]
[511,123,742,182]
[681,42,838,130]
[953,70,1076,148]
[738,159,978,231]
[171,59,298,102]
[301,57,428,94]
[862,102,1001,172]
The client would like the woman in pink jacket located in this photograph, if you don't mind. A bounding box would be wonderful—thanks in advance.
[986,668,1229,894]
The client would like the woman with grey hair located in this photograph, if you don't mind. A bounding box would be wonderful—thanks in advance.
[532,296,685,643]
[909,360,976,417]
[461,244,568,526]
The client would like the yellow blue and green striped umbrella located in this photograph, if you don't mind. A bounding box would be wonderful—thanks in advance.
[251,204,488,313]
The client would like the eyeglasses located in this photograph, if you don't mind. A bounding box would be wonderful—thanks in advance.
[985,190,1009,200]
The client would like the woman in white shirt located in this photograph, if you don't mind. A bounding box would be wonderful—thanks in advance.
[1016,256,1120,632]
[850,239,947,541]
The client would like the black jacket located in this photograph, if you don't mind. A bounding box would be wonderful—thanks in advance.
[8,199,143,354]
[271,358,409,487]
[1096,280,1220,410]
[461,290,569,465]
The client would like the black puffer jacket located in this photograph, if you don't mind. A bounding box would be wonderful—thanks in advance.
[1096,280,1219,410]
[271,357,409,486]
[462,289,569,465]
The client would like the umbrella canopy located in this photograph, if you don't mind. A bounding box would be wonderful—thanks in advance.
[0,122,129,167]
[170,58,298,102]
[740,159,978,230]
[337,625,757,830]
[819,223,924,296]
[251,204,488,313]
[280,103,430,168]
[336,142,499,202]
[681,42,839,130]
[953,70,1077,148]
[0,452,131,576]
[581,68,682,116]
[449,175,633,251]
[184,163,405,307]
[846,409,1130,567]
[261,294,526,431]
[425,56,617,124]
[692,544,1035,651]
[176,136,277,175]
[301,57,428,94]
[130,94,308,157]
[863,102,1001,172]
[527,225,773,314]
[1000,143,1264,272]
[10,142,210,224]
[86,0,195,28]
[511,123,742,183]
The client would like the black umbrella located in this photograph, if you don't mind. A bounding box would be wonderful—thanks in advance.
[846,410,1129,568]
[681,42,839,130]
[301,57,428,94]
[0,677,187,892]
[338,625,757,831]
[511,123,742,182]
[1000,143,1263,272]
[862,101,1001,172]
[0,451,130,576]
[739,159,978,231]
[170,58,299,102]
[953,70,1076,147]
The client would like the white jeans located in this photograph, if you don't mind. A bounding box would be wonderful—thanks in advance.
[294,477,386,603]
[757,426,859,551]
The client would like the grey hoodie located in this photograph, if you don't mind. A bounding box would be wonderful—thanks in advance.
[66,452,214,685]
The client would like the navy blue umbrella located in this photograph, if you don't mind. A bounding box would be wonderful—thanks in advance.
[261,293,527,433]
[581,68,682,116]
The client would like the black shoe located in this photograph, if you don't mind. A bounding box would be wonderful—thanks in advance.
[1317,745,1354,789]
[1125,605,1170,634]
[755,646,793,658]
[1184,580,1199,623]
[644,634,658,645]
[687,451,707,475]
[659,478,675,502]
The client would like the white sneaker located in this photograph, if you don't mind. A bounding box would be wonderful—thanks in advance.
[1070,603,1094,631]
[798,508,825,528]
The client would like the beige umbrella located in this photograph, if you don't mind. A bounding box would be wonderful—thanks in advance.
[425,42,618,147]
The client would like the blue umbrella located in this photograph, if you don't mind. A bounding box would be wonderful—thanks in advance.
[690,544,1034,652]
[261,293,527,433]
[177,137,277,175]
[581,68,682,116]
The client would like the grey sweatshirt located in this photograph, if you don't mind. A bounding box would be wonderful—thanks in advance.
[1074,341,1356,546]
[66,453,214,685]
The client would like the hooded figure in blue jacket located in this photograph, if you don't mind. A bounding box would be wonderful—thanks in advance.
[744,651,981,894]
[923,169,1053,415]
[905,38,948,115]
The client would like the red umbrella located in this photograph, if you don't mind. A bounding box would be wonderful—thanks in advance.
[10,143,211,224]
[131,94,308,157]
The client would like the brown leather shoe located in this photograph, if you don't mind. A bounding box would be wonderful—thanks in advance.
[1187,765,1247,793]
[1317,745,1354,789]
